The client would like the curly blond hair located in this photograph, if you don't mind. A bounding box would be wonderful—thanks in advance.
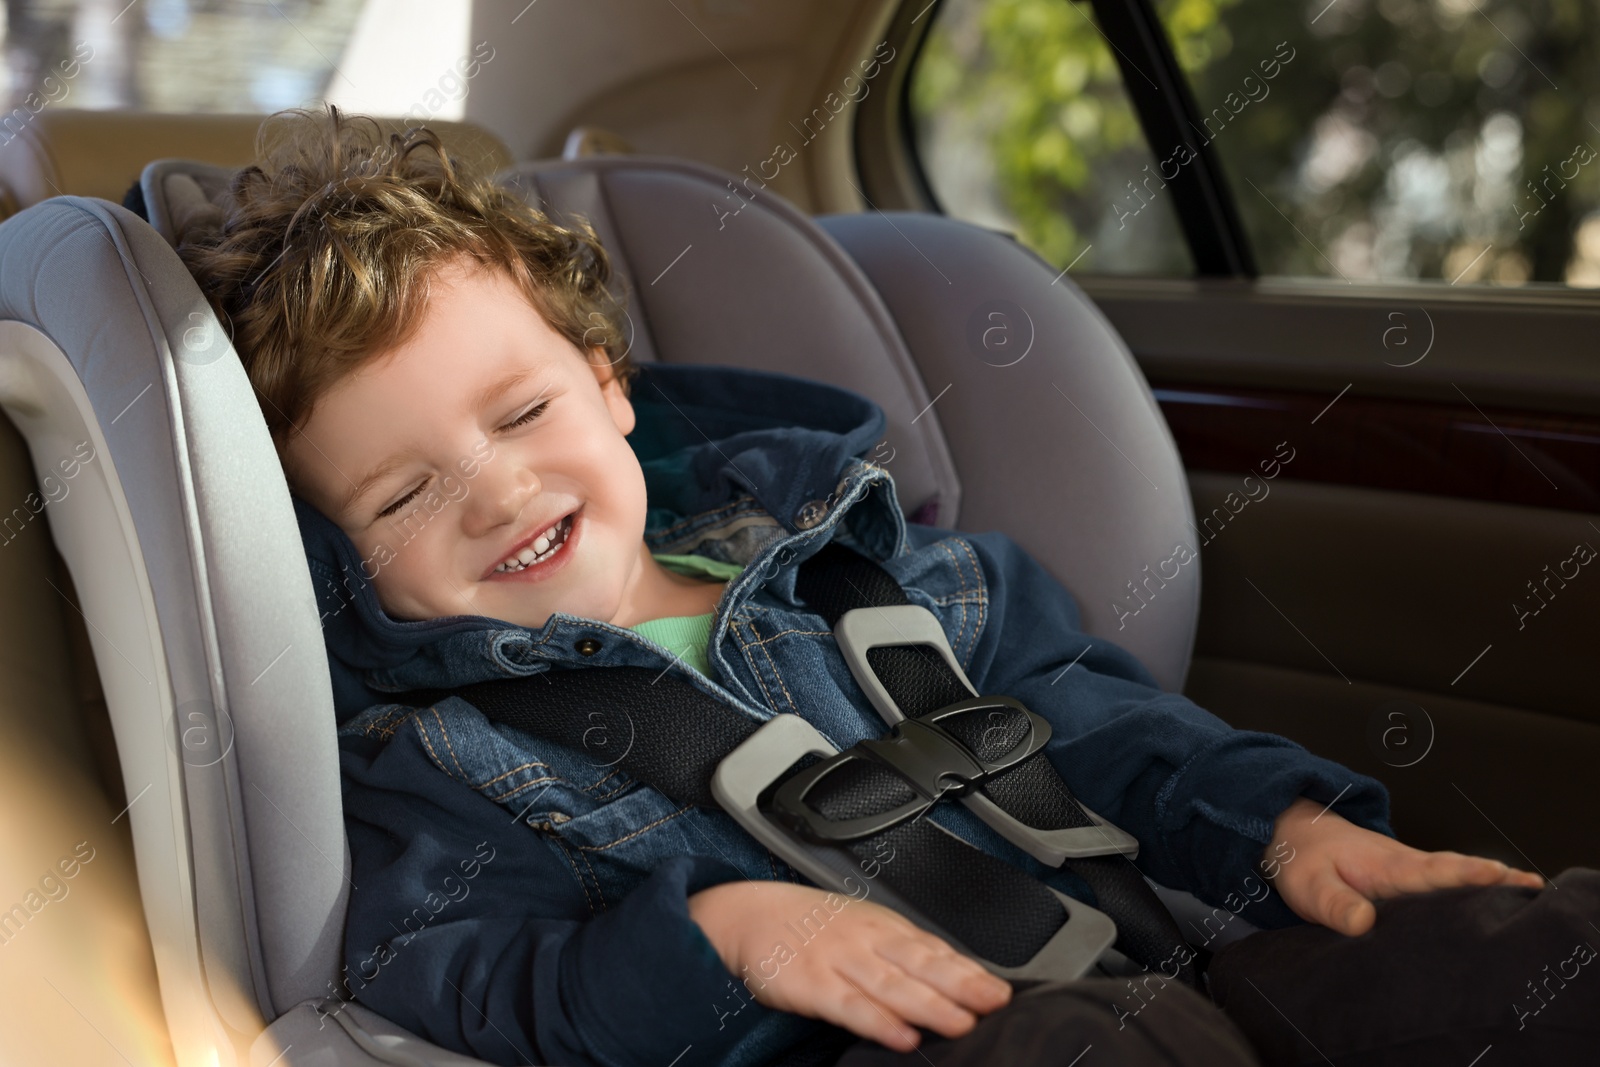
[176,104,635,457]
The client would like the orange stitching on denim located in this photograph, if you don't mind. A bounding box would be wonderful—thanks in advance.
[593,767,626,789]
[952,537,983,592]
[569,804,694,852]
[953,543,979,659]
[428,707,471,780]
[593,776,634,801]
[471,759,556,790]
[541,832,598,916]
[742,627,833,647]
[364,706,418,738]
[490,774,564,803]
[360,706,415,739]
[524,629,560,651]
[467,751,622,798]
[572,845,607,911]
[735,618,784,713]
[933,570,958,660]
[937,539,972,596]
[746,617,798,713]
[412,718,469,786]
[951,597,969,663]
[951,538,989,662]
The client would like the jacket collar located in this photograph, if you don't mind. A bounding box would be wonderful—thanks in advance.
[296,361,896,721]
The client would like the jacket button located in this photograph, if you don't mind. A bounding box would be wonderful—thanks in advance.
[575,638,602,656]
[794,499,829,530]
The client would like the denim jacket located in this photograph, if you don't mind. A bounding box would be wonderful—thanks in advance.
[296,361,1393,1067]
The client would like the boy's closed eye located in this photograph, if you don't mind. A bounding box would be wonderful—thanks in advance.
[377,396,553,519]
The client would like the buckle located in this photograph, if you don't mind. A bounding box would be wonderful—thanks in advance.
[833,604,1139,865]
[770,696,1049,843]
[710,713,1118,984]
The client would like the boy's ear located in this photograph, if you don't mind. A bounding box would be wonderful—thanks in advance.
[589,347,635,435]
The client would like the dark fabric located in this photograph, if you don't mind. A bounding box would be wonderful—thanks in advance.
[406,666,760,809]
[799,540,1199,987]
[121,179,148,221]
[767,1028,861,1067]
[1203,865,1600,1066]
[830,976,1262,1067]
[792,540,913,621]
[831,818,1068,969]
[815,868,1600,1067]
[331,722,804,1067]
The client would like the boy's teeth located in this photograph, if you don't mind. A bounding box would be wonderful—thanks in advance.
[496,514,571,572]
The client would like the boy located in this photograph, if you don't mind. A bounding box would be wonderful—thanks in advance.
[176,106,1577,1067]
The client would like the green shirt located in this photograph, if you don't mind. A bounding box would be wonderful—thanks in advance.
[626,553,744,678]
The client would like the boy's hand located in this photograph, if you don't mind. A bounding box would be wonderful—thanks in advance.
[687,881,1011,1051]
[1262,796,1545,936]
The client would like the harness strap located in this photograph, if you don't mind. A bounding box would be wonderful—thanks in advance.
[393,666,1083,971]
[795,540,1199,988]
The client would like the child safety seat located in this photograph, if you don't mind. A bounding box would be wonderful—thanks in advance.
[0,150,1238,1066]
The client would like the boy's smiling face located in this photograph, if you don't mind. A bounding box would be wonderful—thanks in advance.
[282,256,661,630]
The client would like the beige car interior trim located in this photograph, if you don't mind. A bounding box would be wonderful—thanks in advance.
[0,320,225,1065]
[466,0,900,215]
[0,110,515,223]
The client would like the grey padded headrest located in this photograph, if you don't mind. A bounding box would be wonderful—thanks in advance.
[140,158,235,249]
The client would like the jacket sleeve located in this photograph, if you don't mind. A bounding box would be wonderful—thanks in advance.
[903,523,1394,931]
[331,716,792,1067]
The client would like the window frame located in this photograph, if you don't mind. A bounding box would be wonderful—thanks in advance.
[872,0,1600,298]
[866,0,1257,276]
[1084,0,1256,276]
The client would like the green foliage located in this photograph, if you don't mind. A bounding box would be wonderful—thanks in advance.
[912,0,1238,272]
[910,0,1600,284]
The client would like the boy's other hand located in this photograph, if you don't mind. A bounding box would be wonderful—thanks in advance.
[687,880,1011,1051]
[1262,796,1546,937]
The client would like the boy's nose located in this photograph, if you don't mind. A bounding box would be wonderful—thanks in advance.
[469,466,542,536]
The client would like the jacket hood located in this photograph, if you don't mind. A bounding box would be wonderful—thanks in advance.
[296,361,889,717]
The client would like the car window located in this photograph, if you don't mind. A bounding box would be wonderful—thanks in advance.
[1155,0,1600,287]
[911,0,1600,287]
[0,0,471,119]
[908,0,1196,276]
